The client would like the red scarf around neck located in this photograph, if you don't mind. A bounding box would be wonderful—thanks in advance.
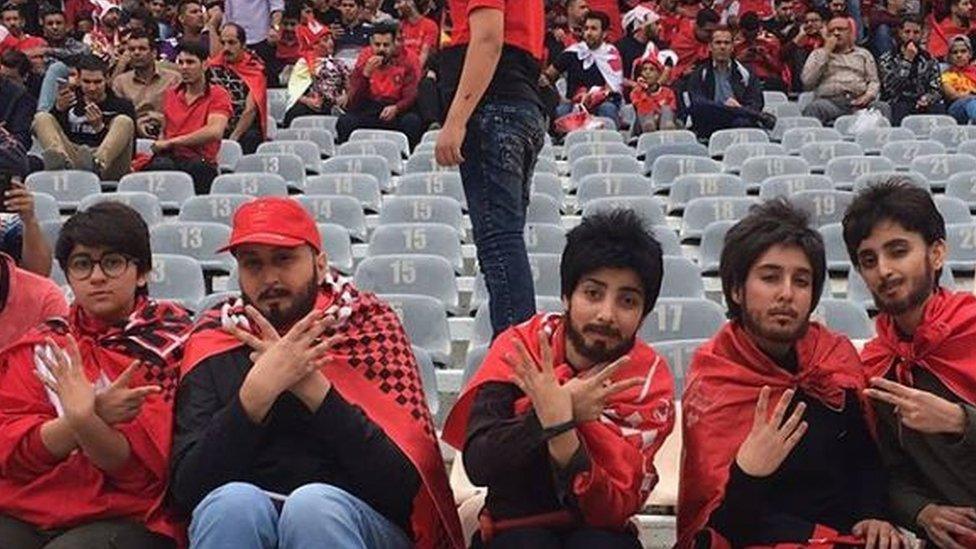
[181,275,463,549]
[0,297,192,544]
[677,321,867,549]
[208,49,269,138]
[442,313,676,530]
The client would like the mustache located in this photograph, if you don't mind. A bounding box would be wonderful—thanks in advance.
[258,287,291,300]
[583,324,621,338]
[768,308,798,318]
[879,278,902,292]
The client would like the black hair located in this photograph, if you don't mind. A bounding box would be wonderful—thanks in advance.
[222,22,247,44]
[842,179,946,280]
[176,38,209,61]
[1,49,30,78]
[584,10,611,32]
[178,0,203,15]
[720,198,827,322]
[0,3,20,15]
[371,20,399,38]
[56,202,153,293]
[899,15,923,28]
[126,26,158,50]
[40,5,65,20]
[561,209,664,317]
[73,53,108,75]
[283,1,302,20]
[696,8,720,27]
[740,11,761,30]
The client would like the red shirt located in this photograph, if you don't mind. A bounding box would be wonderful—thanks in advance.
[349,47,421,111]
[670,21,710,81]
[0,254,67,350]
[400,16,439,60]
[631,84,677,116]
[449,0,545,61]
[0,34,46,55]
[927,15,976,59]
[161,83,233,164]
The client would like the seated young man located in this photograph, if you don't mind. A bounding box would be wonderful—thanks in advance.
[443,210,676,548]
[171,197,462,549]
[0,202,193,548]
[843,180,976,548]
[677,199,902,548]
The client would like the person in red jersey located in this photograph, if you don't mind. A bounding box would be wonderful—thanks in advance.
[927,0,976,59]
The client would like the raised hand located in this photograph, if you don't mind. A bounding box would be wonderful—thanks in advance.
[735,387,808,477]
[865,377,968,435]
[917,504,976,549]
[35,336,96,424]
[94,360,162,425]
[505,331,573,427]
[852,518,904,549]
[563,355,643,422]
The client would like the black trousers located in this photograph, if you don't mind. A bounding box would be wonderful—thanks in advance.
[250,39,284,88]
[144,154,218,195]
[470,526,642,549]
[0,514,173,549]
[284,101,329,127]
[336,104,424,147]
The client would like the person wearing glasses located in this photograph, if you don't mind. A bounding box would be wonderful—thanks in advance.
[0,202,193,548]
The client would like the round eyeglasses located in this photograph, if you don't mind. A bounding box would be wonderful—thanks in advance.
[66,252,135,280]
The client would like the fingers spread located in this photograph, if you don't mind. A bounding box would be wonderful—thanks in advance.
[593,354,630,386]
[783,421,808,450]
[754,386,771,425]
[245,305,279,340]
[770,388,795,425]
[113,361,140,388]
[869,376,915,398]
[605,376,644,397]
[779,401,807,434]
[864,388,909,409]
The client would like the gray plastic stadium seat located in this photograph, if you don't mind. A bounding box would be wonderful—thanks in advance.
[654,339,706,397]
[369,223,463,273]
[649,155,722,191]
[33,192,59,222]
[421,129,439,143]
[256,140,323,174]
[26,170,101,211]
[833,113,890,137]
[275,128,335,157]
[641,142,709,174]
[739,156,810,188]
[780,127,843,155]
[765,102,802,118]
[337,139,403,174]
[396,172,466,209]
[531,173,563,202]
[527,253,563,298]
[901,114,957,138]
[524,223,566,254]
[815,299,874,339]
[211,173,289,197]
[149,254,206,308]
[566,142,634,164]
[945,171,976,210]
[79,191,163,227]
[935,195,973,225]
[708,128,769,158]
[639,298,726,343]
[150,222,233,273]
[379,195,464,235]
[267,88,288,125]
[946,223,976,274]
[854,127,914,155]
[931,126,976,152]
[218,140,243,172]
[406,151,456,174]
[306,173,382,212]
[668,173,747,214]
[661,256,705,298]
[117,172,195,211]
[534,157,559,176]
[469,297,564,349]
[852,170,929,193]
[699,220,736,274]
[349,129,410,158]
[321,154,392,191]
[581,196,666,228]
[354,254,460,314]
[290,115,339,134]
[295,195,367,241]
[380,294,451,365]
[798,141,864,172]
[236,152,306,190]
[722,143,786,173]
[636,130,697,156]
[911,154,976,190]
[40,219,61,249]
[413,346,441,416]
[463,344,489,385]
[758,174,834,199]
[178,194,252,226]
[791,189,854,227]
[825,156,895,190]
[317,223,354,274]
[957,140,976,159]
[819,223,852,273]
[681,196,758,242]
[571,155,642,188]
[564,129,624,149]
[771,116,822,142]
[881,140,946,170]
[527,193,564,225]
[195,291,240,317]
[576,173,654,210]
[764,91,789,104]
[651,225,682,256]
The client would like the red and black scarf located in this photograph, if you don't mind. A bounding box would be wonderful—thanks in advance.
[182,275,464,549]
[208,49,269,138]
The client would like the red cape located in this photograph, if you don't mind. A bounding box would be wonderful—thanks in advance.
[0,298,192,545]
[208,49,268,138]
[669,21,710,82]
[181,279,463,549]
[862,288,976,406]
[677,322,868,548]
[925,15,974,59]
[443,313,676,529]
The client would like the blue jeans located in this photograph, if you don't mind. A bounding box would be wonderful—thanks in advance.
[37,61,71,113]
[460,99,546,338]
[949,97,976,124]
[188,482,411,549]
[555,100,620,129]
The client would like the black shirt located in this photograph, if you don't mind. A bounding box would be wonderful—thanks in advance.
[51,90,136,148]
[0,79,36,150]
[617,35,647,81]
[439,44,543,113]
[553,46,621,101]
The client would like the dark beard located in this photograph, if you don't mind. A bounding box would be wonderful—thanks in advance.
[565,314,634,364]
[871,262,934,316]
[243,273,320,331]
[740,295,809,346]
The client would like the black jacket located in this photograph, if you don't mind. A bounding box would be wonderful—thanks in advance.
[0,79,36,149]
[686,59,764,113]
[51,90,135,148]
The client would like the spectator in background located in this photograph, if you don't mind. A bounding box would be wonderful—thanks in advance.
[112,28,180,139]
[762,0,801,44]
[0,249,66,348]
[783,7,824,92]
[801,16,889,125]
[148,0,174,39]
[549,0,589,54]
[207,23,267,154]
[84,1,125,68]
[870,0,906,57]
[0,3,47,55]
[631,57,677,133]
[274,4,304,69]
[64,0,96,30]
[941,35,976,124]
[618,5,662,82]
[543,11,625,128]
[1,179,54,276]
[396,0,437,68]
[0,54,35,150]
[160,0,213,62]
[33,54,136,181]
[878,17,944,125]
[147,41,231,194]
[927,0,976,59]
[0,49,35,101]
[361,0,395,24]
[74,12,95,41]
[285,28,348,126]
[0,202,192,549]
[40,7,91,65]
[221,0,285,86]
[332,0,372,54]
[735,12,789,93]
[670,8,719,82]
[337,22,422,146]
[686,28,772,139]
[586,0,623,42]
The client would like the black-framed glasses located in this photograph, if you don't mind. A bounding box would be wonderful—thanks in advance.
[66,252,135,280]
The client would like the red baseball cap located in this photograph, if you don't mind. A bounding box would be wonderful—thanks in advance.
[218,197,322,253]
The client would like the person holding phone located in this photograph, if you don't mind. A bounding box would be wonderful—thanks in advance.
[1,178,54,277]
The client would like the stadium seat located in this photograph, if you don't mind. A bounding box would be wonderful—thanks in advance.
[117,171,195,211]
[576,173,654,210]
[321,154,392,191]
[699,220,736,275]
[527,193,565,225]
[935,195,973,225]
[149,254,206,309]
[819,223,852,273]
[763,91,789,104]
[40,219,61,248]
[833,113,890,137]
[469,297,564,350]
[815,299,874,339]
[379,195,464,235]
[854,127,914,155]
[531,173,564,202]
[406,151,456,174]
[290,114,339,134]
[534,156,559,176]
[780,127,843,155]
[527,253,563,298]
[267,88,288,125]
[707,128,769,158]
[668,173,747,214]
[945,223,976,274]
[354,254,460,314]
[639,298,726,343]
[653,338,706,397]
[305,173,381,212]
[881,140,946,170]
[411,345,440,416]
[636,130,698,157]
[349,128,410,158]
[218,140,243,172]
[651,225,682,257]
[79,191,163,227]
[930,126,976,152]
[195,291,239,316]
[397,172,466,209]
[571,155,642,188]
[739,156,810,189]
[661,256,705,298]
[463,345,489,385]
[722,143,787,173]
[564,129,624,149]
[178,194,252,226]
[236,152,306,190]
[566,142,634,164]
[295,195,367,241]
[798,141,864,172]
[911,153,976,190]
[380,294,451,365]
[337,139,403,174]
[758,174,834,199]
[764,102,802,118]
[150,222,234,273]
[901,114,957,138]
[649,155,722,191]
[791,189,854,227]
[851,170,929,193]
[771,116,822,142]
[275,128,336,157]
[945,171,976,211]
[523,223,566,255]
[257,140,323,174]
[421,129,439,143]
[681,196,758,242]
[581,196,666,228]
[318,223,354,274]
[825,156,895,190]
[641,142,709,173]
[369,223,463,273]
[26,170,100,211]
[33,192,59,222]
[211,173,289,197]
